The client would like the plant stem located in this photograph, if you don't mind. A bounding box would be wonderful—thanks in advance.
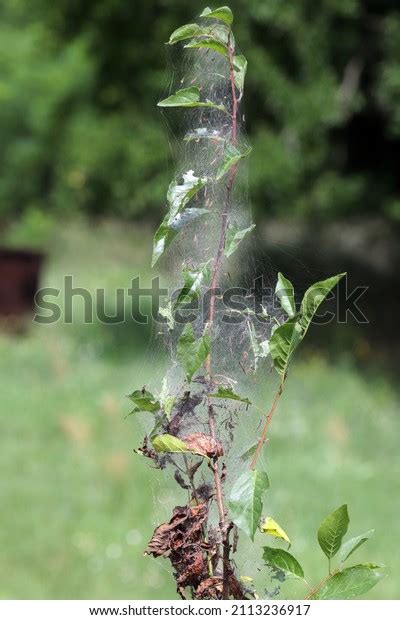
[204,31,239,600]
[206,33,239,337]
[249,379,285,470]
[305,569,338,600]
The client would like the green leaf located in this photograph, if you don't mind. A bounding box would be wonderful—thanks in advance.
[205,23,231,46]
[158,86,226,112]
[151,216,176,268]
[318,504,349,560]
[269,273,345,376]
[225,223,255,257]
[269,319,302,377]
[229,469,269,540]
[127,389,160,414]
[275,273,296,318]
[152,170,208,266]
[168,23,207,44]
[263,547,304,579]
[340,530,375,564]
[184,37,228,57]
[168,20,231,45]
[233,55,247,91]
[216,143,252,180]
[152,208,207,267]
[200,6,234,25]
[177,324,211,382]
[311,564,384,600]
[299,273,345,335]
[152,434,189,454]
[167,170,208,219]
[175,262,211,308]
[209,386,251,405]
[158,86,200,107]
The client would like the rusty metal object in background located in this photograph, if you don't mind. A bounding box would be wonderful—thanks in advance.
[0,249,44,319]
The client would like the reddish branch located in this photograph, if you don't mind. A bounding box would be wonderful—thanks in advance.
[249,380,284,470]
[305,569,339,600]
[204,33,239,599]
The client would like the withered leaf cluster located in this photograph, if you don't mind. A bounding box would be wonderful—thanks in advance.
[146,503,246,599]
[145,503,210,597]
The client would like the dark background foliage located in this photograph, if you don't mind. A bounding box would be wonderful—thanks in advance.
[1,0,400,223]
[5,0,398,352]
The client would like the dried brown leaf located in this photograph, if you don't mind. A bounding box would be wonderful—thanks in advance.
[195,576,223,599]
[182,432,224,458]
[146,504,209,590]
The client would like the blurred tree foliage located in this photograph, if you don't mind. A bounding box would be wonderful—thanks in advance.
[1,0,400,231]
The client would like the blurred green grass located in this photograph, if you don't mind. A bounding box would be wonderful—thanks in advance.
[0,220,399,599]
